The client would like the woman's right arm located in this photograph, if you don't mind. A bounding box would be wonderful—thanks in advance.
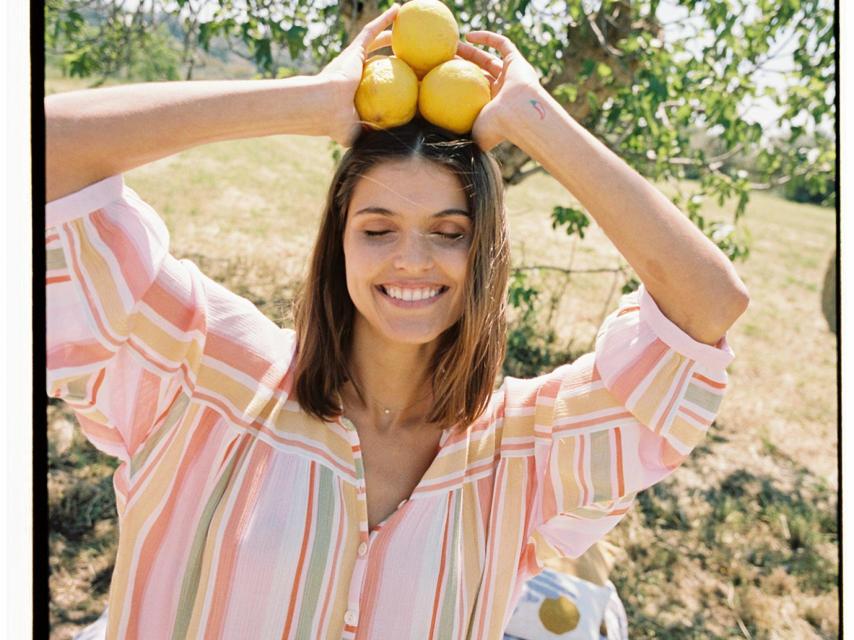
[45,76,338,202]
[45,3,401,202]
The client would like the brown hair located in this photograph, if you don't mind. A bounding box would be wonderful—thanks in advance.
[291,117,509,431]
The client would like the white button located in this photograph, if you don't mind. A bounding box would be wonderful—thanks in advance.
[357,542,368,556]
[344,609,358,626]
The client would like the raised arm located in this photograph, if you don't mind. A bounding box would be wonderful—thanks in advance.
[45,76,335,202]
[45,3,401,202]
[458,31,749,346]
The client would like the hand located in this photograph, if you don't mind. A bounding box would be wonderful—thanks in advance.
[456,31,544,151]
[316,3,400,147]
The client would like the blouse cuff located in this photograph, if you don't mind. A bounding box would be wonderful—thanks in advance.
[638,284,735,370]
[46,174,125,228]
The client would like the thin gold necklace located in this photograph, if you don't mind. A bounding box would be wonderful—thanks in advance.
[339,382,431,417]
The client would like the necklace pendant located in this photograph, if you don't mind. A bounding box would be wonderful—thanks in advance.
[383,408,391,415]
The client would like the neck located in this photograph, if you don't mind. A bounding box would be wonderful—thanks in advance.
[344,318,440,433]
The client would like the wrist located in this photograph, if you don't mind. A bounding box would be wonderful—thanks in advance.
[500,84,569,152]
[270,74,343,138]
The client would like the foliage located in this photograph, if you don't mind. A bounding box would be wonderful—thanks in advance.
[44,0,835,211]
[784,173,836,207]
[504,271,569,378]
[44,0,835,363]
[551,205,590,239]
[45,0,183,83]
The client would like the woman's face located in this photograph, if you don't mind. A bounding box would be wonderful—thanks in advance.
[343,156,472,347]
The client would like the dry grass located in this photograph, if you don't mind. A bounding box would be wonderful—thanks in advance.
[46,79,837,640]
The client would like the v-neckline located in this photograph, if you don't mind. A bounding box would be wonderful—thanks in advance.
[337,415,457,530]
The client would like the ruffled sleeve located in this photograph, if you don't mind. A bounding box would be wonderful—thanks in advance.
[46,176,292,469]
[522,285,734,561]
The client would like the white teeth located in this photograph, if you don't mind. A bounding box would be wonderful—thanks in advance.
[384,286,442,301]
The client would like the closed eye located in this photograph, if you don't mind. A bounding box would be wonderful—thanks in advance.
[433,232,465,241]
[364,230,391,237]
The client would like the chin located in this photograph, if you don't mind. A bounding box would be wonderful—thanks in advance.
[357,310,461,349]
[377,323,449,347]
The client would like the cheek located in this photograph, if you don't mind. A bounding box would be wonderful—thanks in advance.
[342,236,360,296]
[343,240,379,294]
[445,247,471,284]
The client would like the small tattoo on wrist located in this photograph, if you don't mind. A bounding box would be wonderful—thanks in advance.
[529,99,545,120]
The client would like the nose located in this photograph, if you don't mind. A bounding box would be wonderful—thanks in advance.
[392,230,434,272]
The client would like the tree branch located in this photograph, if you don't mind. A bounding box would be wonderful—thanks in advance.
[585,8,624,57]
[512,265,627,276]
[515,164,548,181]
[748,165,812,190]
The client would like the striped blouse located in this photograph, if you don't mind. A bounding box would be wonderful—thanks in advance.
[46,175,734,640]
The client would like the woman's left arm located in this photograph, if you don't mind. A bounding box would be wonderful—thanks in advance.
[459,31,749,346]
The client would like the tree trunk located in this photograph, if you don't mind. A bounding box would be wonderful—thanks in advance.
[821,249,836,334]
[342,0,385,43]
[338,1,659,186]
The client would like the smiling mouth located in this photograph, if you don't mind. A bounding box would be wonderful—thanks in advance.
[377,285,449,303]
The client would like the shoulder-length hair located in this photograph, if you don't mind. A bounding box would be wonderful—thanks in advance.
[291,117,509,431]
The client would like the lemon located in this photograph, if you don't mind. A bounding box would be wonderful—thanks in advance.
[418,59,491,134]
[392,0,459,78]
[354,55,420,129]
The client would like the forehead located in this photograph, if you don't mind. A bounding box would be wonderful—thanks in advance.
[348,157,468,216]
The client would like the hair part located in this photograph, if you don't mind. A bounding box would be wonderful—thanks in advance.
[291,117,510,431]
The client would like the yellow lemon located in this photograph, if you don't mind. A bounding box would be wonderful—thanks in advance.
[354,55,419,129]
[392,0,459,78]
[418,59,491,134]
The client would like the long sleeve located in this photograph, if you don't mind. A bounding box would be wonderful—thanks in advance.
[504,285,734,562]
[46,176,293,474]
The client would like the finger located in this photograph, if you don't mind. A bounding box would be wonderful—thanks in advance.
[353,3,400,48]
[367,30,393,54]
[455,40,504,77]
[451,53,499,83]
[484,73,501,98]
[464,31,520,59]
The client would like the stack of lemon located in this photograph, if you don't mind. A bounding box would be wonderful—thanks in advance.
[354,0,491,134]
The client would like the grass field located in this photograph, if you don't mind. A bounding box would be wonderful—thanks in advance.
[46,80,838,639]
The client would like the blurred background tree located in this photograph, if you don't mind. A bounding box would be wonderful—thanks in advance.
[44,0,836,369]
[44,0,835,233]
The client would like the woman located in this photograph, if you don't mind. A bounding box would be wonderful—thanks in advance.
[46,4,748,639]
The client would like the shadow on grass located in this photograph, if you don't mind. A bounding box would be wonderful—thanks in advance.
[701,467,837,593]
[613,425,838,639]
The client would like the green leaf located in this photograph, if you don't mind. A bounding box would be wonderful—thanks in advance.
[286,25,308,60]
[622,276,641,294]
[554,82,578,103]
[580,58,596,78]
[551,206,590,239]
[253,37,273,74]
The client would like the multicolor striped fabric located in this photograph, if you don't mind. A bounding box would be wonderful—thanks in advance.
[46,175,735,640]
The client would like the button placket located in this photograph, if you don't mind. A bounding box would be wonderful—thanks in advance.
[344,541,370,635]
[342,415,371,635]
[343,609,359,626]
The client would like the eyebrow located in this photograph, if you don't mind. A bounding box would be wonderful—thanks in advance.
[353,206,471,218]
